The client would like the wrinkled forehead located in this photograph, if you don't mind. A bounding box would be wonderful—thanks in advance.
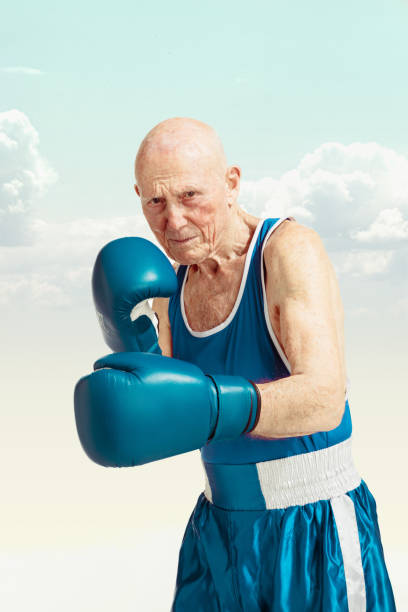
[136,145,225,196]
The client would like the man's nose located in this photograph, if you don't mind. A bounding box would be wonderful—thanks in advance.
[165,202,187,231]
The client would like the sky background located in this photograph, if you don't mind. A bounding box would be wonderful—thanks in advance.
[1,0,407,609]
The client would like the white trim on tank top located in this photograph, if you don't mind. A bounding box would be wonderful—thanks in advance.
[180,216,287,345]
[260,219,293,375]
[180,215,350,398]
[260,218,350,400]
[180,218,266,337]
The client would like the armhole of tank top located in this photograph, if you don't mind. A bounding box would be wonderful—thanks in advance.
[260,217,293,376]
[180,219,264,338]
[260,217,350,402]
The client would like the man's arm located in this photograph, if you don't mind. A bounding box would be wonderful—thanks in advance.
[251,223,346,439]
[151,263,179,357]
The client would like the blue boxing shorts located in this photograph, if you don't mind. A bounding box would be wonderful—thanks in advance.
[171,439,396,611]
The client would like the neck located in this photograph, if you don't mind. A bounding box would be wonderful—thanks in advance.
[190,208,261,281]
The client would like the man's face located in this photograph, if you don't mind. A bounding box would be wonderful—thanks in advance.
[136,152,231,264]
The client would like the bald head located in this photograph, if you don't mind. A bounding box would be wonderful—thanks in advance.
[134,117,227,185]
[133,117,242,264]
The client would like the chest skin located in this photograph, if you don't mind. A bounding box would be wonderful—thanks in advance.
[182,220,346,389]
[182,220,289,346]
[155,219,346,395]
[182,255,247,332]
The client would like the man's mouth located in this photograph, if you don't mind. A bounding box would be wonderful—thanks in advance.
[169,236,196,244]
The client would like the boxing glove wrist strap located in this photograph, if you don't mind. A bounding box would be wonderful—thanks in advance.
[243,380,262,433]
[205,374,220,441]
[205,375,262,441]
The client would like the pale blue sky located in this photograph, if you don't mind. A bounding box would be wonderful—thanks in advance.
[1,0,408,219]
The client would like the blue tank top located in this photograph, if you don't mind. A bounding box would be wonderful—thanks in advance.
[168,217,352,464]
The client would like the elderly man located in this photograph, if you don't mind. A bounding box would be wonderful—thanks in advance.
[75,118,396,610]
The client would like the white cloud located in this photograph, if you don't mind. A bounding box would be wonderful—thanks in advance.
[351,208,408,242]
[0,214,157,308]
[242,142,408,241]
[1,115,407,310]
[337,249,395,277]
[240,141,408,277]
[0,110,57,245]
[1,67,44,75]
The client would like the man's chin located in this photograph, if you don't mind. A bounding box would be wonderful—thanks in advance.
[173,254,199,266]
[167,239,202,263]
[171,249,203,266]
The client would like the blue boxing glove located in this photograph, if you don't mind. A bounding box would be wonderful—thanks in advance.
[92,237,177,354]
[74,352,261,467]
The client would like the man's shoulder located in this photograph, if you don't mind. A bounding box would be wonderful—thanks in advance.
[263,220,329,295]
[264,219,321,258]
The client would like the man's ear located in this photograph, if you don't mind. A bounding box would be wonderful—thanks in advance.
[134,184,140,197]
[226,165,241,201]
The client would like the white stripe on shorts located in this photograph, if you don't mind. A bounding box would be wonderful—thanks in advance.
[330,494,367,611]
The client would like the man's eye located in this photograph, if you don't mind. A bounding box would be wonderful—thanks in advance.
[151,198,162,205]
[185,191,195,198]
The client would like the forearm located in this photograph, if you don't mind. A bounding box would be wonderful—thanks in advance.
[250,374,344,439]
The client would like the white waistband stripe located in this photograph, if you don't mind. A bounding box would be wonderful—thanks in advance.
[256,438,361,509]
